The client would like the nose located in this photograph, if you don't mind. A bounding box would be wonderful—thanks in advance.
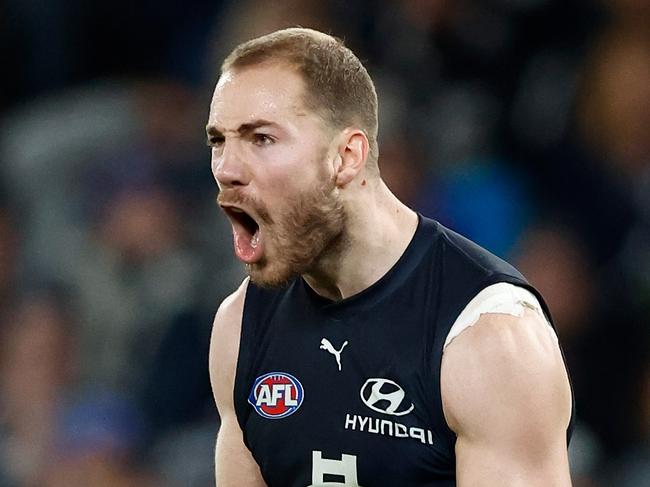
[212,140,249,188]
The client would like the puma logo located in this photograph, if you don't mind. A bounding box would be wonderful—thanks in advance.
[320,338,348,372]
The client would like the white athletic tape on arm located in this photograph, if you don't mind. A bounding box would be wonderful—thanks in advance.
[443,282,557,350]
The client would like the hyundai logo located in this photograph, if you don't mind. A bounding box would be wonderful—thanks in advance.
[360,378,415,416]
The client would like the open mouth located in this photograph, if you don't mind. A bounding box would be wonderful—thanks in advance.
[221,205,264,263]
[224,206,259,237]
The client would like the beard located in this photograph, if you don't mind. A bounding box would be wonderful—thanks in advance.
[248,176,347,288]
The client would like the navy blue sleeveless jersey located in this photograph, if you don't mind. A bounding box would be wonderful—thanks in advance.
[233,215,574,486]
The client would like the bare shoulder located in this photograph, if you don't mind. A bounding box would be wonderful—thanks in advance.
[441,309,572,451]
[209,277,250,411]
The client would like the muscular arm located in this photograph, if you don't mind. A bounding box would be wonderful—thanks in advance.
[209,278,267,486]
[441,309,573,486]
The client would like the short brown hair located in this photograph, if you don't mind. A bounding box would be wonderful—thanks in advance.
[221,28,380,172]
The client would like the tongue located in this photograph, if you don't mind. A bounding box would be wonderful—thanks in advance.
[233,227,264,264]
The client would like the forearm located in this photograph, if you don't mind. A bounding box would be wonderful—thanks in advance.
[215,418,267,487]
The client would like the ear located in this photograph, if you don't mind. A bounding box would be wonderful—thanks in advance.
[334,129,369,188]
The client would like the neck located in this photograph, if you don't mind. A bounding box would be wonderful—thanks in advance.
[302,179,418,301]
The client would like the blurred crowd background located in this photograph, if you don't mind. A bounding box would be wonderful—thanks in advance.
[0,0,648,485]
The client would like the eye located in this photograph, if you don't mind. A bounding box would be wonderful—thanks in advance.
[207,135,225,148]
[252,133,275,146]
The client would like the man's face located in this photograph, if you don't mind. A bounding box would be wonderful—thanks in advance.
[207,63,346,287]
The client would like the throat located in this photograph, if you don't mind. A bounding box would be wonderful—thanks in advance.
[301,230,350,301]
[302,273,345,302]
[303,206,418,301]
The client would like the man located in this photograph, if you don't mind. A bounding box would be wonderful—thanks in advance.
[207,28,574,486]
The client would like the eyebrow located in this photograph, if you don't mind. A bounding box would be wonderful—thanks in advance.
[206,120,280,139]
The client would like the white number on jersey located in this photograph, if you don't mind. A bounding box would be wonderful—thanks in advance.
[307,450,363,487]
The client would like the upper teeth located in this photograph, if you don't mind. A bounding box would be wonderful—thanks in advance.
[231,208,244,213]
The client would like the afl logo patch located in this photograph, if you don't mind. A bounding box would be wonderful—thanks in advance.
[248,372,304,419]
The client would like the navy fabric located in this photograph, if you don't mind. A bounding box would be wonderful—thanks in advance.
[233,215,574,486]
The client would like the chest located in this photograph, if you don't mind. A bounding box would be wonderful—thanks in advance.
[237,301,456,487]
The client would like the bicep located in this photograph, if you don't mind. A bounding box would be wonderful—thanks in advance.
[441,310,572,486]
